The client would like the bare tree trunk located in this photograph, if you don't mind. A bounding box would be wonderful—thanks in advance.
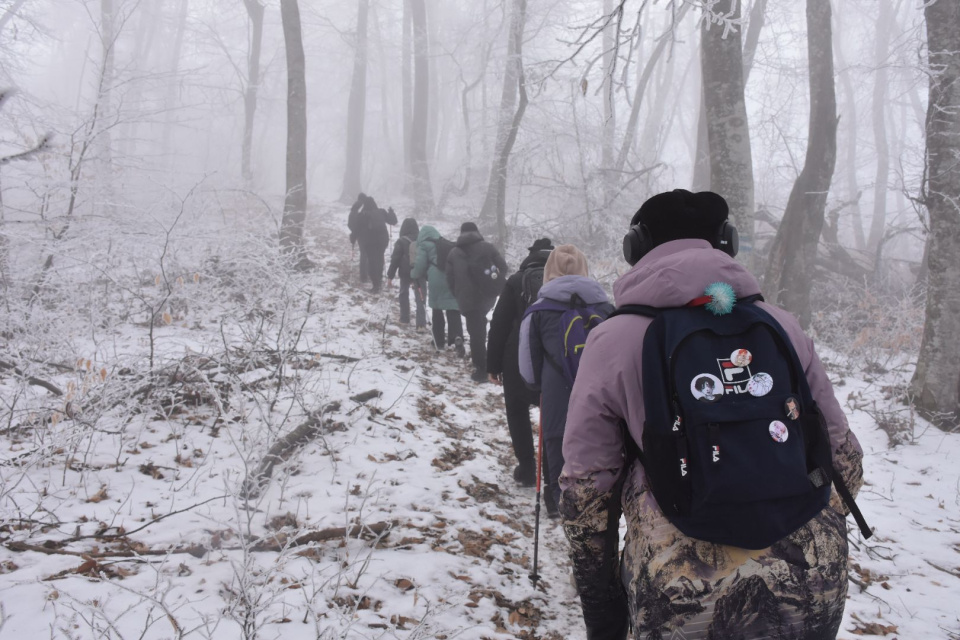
[402,0,413,180]
[161,0,189,171]
[692,86,710,191]
[762,0,838,328]
[615,4,690,179]
[242,0,265,185]
[409,0,434,212]
[279,0,308,262]
[478,0,527,247]
[370,4,396,171]
[701,0,755,260]
[339,0,370,203]
[866,0,894,254]
[910,0,960,426]
[600,0,617,208]
[834,21,866,251]
[741,0,767,85]
[99,0,116,214]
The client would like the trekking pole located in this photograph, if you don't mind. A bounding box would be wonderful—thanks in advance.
[530,406,543,586]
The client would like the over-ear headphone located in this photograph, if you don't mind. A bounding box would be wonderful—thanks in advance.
[622,218,740,266]
[715,220,739,258]
[622,222,654,266]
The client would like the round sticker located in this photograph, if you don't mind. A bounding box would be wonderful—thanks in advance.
[769,420,789,443]
[747,372,774,397]
[784,397,800,421]
[690,373,723,403]
[730,348,753,367]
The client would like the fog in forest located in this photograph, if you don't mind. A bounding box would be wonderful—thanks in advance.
[2,1,960,638]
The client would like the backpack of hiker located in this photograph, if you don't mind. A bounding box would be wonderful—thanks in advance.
[467,249,507,299]
[611,282,870,550]
[426,236,456,272]
[522,293,606,386]
[518,264,544,315]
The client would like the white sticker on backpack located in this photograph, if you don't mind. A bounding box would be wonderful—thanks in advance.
[747,372,773,397]
[730,348,753,367]
[769,420,789,443]
[691,373,723,402]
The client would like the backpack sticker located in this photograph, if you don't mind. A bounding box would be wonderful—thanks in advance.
[730,348,753,367]
[716,355,754,394]
[747,372,774,397]
[691,374,723,402]
[784,397,800,420]
[769,420,789,443]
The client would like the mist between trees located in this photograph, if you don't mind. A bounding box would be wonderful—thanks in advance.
[0,0,959,636]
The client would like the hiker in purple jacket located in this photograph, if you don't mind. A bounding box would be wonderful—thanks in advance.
[560,190,864,640]
[519,245,613,518]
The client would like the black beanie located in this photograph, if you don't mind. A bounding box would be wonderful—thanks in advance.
[460,221,479,233]
[527,238,553,252]
[631,189,729,246]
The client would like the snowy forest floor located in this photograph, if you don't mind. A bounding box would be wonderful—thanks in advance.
[0,200,958,639]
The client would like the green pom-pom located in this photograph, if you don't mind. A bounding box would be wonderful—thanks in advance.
[704,282,736,316]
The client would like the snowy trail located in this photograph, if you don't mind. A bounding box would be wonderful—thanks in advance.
[0,202,958,639]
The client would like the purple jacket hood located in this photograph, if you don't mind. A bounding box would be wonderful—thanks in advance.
[613,239,762,307]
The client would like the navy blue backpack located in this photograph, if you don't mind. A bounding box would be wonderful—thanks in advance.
[612,296,871,549]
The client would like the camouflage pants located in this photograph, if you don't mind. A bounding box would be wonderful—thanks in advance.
[621,477,850,640]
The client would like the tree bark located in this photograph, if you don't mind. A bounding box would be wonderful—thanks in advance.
[834,23,866,251]
[866,0,894,254]
[241,0,265,185]
[402,0,412,180]
[279,0,308,260]
[478,0,527,247]
[700,0,755,258]
[910,0,960,426]
[409,0,434,212]
[741,0,767,85]
[339,0,370,203]
[762,0,838,328]
[600,0,617,208]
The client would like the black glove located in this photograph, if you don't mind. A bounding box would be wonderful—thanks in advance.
[581,591,629,640]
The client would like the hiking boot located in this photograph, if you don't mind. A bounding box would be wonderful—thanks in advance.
[471,368,487,383]
[544,486,560,519]
[513,465,536,487]
[454,337,466,358]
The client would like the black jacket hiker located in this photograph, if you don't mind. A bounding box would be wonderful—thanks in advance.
[348,194,397,293]
[387,217,426,327]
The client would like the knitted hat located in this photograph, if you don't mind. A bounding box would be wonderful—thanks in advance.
[543,244,589,283]
[460,221,479,233]
[631,189,729,246]
[527,238,554,252]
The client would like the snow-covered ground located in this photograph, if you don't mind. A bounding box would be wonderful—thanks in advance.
[0,202,957,639]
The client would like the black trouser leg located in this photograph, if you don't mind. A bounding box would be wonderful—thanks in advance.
[368,251,385,292]
[432,309,446,349]
[503,379,535,468]
[398,277,411,324]
[358,249,369,283]
[464,311,488,373]
[446,310,463,343]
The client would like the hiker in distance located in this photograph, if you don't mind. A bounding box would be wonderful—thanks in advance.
[446,222,508,383]
[560,189,867,640]
[347,193,397,293]
[411,225,463,352]
[387,217,427,329]
[486,238,554,488]
[519,244,613,518]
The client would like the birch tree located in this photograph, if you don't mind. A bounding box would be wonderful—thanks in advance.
[910,0,960,425]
